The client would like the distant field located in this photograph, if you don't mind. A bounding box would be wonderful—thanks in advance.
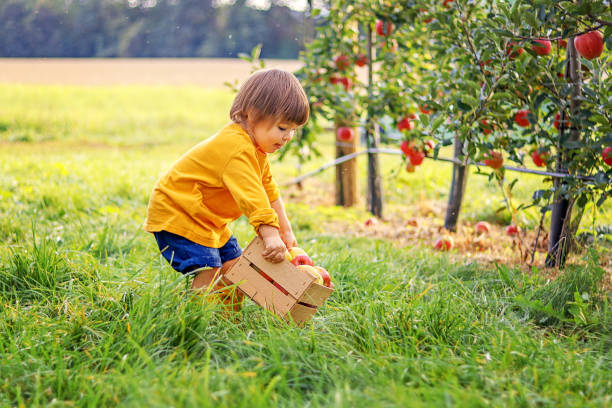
[0,58,303,87]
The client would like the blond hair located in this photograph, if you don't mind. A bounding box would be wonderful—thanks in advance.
[230,69,309,126]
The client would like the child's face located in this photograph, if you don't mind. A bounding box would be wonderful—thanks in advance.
[250,118,298,153]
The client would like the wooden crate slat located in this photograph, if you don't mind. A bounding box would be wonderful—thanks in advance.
[298,282,334,307]
[224,256,294,316]
[286,303,317,327]
[243,237,313,299]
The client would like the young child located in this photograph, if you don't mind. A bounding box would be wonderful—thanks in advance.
[144,68,309,310]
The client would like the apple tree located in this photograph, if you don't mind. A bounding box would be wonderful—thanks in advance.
[295,0,611,266]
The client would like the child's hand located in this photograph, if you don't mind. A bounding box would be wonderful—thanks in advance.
[280,230,297,250]
[259,225,287,263]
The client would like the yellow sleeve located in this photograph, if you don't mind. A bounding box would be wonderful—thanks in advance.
[262,159,280,202]
[222,149,280,232]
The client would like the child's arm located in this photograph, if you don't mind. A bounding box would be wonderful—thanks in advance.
[270,197,297,249]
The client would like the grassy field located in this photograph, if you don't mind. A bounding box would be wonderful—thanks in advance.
[1,79,611,407]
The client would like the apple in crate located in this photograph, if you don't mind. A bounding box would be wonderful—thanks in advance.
[297,265,324,285]
[314,266,332,287]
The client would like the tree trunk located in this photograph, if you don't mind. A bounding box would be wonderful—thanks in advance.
[365,24,383,217]
[444,135,469,231]
[546,36,583,267]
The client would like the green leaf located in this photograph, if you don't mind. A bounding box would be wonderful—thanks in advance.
[431,115,446,132]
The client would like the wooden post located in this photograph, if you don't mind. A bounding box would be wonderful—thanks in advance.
[444,135,469,231]
[335,126,359,207]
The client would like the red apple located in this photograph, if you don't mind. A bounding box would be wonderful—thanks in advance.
[483,151,503,169]
[557,39,568,48]
[603,147,612,166]
[397,117,414,132]
[531,150,548,167]
[514,110,531,127]
[553,112,571,130]
[409,151,425,166]
[434,236,453,251]
[329,76,351,91]
[474,221,491,234]
[425,139,436,152]
[339,77,351,91]
[443,0,454,8]
[314,266,332,287]
[531,39,551,56]
[355,54,369,67]
[505,224,520,236]
[480,119,495,135]
[506,42,524,59]
[365,218,378,227]
[291,254,314,267]
[419,105,432,114]
[334,55,351,71]
[337,126,354,142]
[420,9,433,24]
[575,31,604,60]
[375,20,393,37]
[400,140,415,156]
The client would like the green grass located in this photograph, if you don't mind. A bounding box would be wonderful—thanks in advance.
[1,84,610,407]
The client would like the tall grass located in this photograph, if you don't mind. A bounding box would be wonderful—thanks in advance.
[0,83,610,407]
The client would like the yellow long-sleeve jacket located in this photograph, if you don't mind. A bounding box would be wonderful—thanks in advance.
[144,122,280,248]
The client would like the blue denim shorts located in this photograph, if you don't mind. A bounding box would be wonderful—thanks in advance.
[153,230,242,275]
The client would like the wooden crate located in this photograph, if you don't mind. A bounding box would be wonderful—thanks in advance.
[224,237,334,326]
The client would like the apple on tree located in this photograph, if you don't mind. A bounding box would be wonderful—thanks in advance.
[514,110,531,127]
[337,126,354,142]
[329,76,352,91]
[419,105,432,115]
[575,31,604,60]
[531,39,551,56]
[409,150,425,166]
[480,119,495,135]
[531,149,549,167]
[400,140,415,156]
[355,54,369,67]
[397,117,415,132]
[483,150,503,169]
[506,42,524,59]
[553,112,571,130]
[557,39,568,49]
[334,55,351,71]
[375,20,393,37]
[602,147,612,166]
[424,140,436,152]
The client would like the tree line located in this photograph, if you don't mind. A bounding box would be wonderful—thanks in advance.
[0,0,311,59]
